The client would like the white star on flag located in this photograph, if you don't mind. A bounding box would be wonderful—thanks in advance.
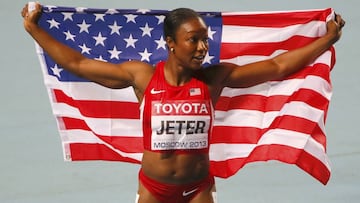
[109,21,122,35]
[95,55,107,62]
[124,34,138,48]
[63,30,76,41]
[156,15,165,24]
[140,23,154,37]
[108,46,122,60]
[208,26,216,40]
[62,12,74,21]
[124,14,137,23]
[137,9,151,14]
[93,32,107,46]
[47,18,60,29]
[155,36,167,50]
[94,13,105,22]
[203,52,215,65]
[139,48,152,62]
[79,43,91,54]
[75,7,87,13]
[51,64,63,78]
[77,20,91,33]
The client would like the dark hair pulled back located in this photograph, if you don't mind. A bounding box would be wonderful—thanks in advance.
[163,8,203,42]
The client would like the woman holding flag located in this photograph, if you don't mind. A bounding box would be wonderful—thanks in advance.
[21,2,344,203]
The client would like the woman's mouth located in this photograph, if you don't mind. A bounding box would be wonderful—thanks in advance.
[193,55,205,63]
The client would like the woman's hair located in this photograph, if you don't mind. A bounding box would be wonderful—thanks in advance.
[164,8,204,42]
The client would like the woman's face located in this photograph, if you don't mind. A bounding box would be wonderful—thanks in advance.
[170,17,209,70]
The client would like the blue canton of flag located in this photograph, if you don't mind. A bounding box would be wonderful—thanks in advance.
[38,6,222,82]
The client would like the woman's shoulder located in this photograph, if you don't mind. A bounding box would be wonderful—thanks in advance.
[200,62,235,82]
[120,60,154,70]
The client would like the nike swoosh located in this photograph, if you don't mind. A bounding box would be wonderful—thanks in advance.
[182,188,198,197]
[150,88,165,94]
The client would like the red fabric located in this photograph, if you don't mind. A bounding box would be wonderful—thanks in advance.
[139,169,215,203]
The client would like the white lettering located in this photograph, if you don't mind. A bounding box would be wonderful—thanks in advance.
[152,140,207,150]
[182,103,192,114]
[199,103,208,114]
[172,103,181,113]
[154,103,162,114]
[192,103,200,113]
[162,103,172,114]
[152,102,209,115]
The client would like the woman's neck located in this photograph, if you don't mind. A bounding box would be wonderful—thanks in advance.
[164,60,194,86]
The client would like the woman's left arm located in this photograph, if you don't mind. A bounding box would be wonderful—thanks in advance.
[220,14,345,88]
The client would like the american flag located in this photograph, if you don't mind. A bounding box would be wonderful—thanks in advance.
[34,5,335,185]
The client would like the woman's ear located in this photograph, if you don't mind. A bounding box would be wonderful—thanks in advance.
[166,36,175,45]
[166,36,175,52]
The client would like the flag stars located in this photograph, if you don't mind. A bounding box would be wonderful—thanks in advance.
[94,55,107,62]
[203,52,215,65]
[76,7,87,13]
[47,18,60,29]
[106,9,119,15]
[63,30,76,41]
[51,64,63,78]
[108,46,122,60]
[44,5,57,13]
[156,15,165,25]
[94,13,106,22]
[140,23,154,37]
[62,12,74,21]
[137,9,151,14]
[124,34,138,48]
[93,32,107,46]
[207,26,216,40]
[79,43,91,54]
[155,36,167,50]
[139,48,152,62]
[77,20,91,33]
[124,14,137,23]
[109,21,122,35]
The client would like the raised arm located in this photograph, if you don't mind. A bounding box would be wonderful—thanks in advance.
[21,2,152,90]
[212,14,345,89]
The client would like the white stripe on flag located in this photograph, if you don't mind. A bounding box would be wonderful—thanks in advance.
[221,21,327,43]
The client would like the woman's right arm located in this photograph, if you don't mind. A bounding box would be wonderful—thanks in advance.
[21,2,151,89]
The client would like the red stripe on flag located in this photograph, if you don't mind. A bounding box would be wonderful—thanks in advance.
[61,117,90,130]
[283,63,331,82]
[69,143,141,163]
[97,135,144,153]
[211,126,262,144]
[53,89,140,119]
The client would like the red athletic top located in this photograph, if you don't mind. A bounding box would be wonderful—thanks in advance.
[140,61,213,153]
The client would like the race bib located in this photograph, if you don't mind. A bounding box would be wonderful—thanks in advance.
[151,100,211,150]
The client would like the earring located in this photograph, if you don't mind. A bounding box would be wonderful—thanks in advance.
[170,48,174,52]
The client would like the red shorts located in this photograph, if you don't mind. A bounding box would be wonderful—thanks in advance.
[138,169,215,203]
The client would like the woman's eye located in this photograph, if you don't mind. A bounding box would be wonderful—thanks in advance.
[188,37,208,44]
[189,37,197,42]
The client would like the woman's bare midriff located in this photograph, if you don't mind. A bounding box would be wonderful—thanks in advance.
[141,150,210,184]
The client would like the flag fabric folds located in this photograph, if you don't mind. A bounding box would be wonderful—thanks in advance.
[34,5,335,185]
